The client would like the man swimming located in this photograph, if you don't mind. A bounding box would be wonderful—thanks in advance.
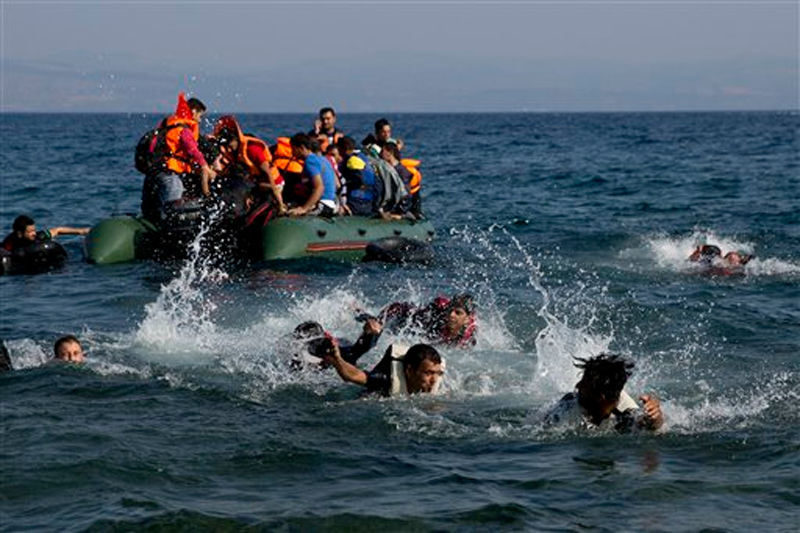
[544,353,664,432]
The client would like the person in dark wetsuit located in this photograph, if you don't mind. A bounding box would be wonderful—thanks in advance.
[323,342,443,396]
[379,293,477,348]
[290,317,383,370]
[2,215,89,252]
[544,353,664,432]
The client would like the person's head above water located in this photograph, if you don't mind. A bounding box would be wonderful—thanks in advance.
[12,214,37,242]
[53,335,85,364]
[402,343,444,394]
[689,244,722,263]
[574,353,634,423]
[445,293,476,336]
[292,321,334,361]
[724,251,753,266]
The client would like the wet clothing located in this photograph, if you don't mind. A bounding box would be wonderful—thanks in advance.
[1,229,51,252]
[291,329,380,370]
[380,297,477,348]
[364,368,394,396]
[544,391,642,432]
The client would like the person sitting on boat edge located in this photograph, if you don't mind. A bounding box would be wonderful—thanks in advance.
[140,93,217,225]
[379,293,477,349]
[290,316,383,370]
[310,106,345,153]
[381,142,422,220]
[323,342,444,397]
[53,335,86,364]
[2,215,89,252]
[337,136,382,217]
[286,133,338,217]
[544,353,664,432]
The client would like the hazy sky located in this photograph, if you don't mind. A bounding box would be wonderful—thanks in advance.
[2,0,798,112]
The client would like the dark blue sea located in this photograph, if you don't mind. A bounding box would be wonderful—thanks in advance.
[1,112,798,532]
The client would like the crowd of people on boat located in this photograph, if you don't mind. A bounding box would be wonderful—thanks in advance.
[2,92,672,434]
[137,94,424,233]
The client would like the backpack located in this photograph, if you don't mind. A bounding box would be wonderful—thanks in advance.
[134,128,160,175]
[134,119,182,175]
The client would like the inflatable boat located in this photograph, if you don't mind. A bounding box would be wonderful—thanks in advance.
[85,214,435,265]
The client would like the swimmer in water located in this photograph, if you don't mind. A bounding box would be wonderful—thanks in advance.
[544,353,664,432]
[689,244,752,272]
[53,335,85,364]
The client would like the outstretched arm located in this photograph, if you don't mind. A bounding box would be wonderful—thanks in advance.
[324,342,368,386]
[341,318,383,365]
[638,394,664,430]
[49,226,90,237]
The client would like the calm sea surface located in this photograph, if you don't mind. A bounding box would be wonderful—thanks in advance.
[1,112,798,532]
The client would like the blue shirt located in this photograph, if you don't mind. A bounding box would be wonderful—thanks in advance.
[304,153,337,203]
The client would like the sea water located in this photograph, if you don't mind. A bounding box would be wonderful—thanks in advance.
[1,112,798,531]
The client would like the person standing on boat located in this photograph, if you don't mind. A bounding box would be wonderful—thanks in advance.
[310,107,345,152]
[2,215,89,252]
[142,93,217,224]
[286,133,338,217]
[336,136,383,217]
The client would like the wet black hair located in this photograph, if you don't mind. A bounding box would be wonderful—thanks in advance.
[403,343,441,370]
[319,107,336,118]
[293,321,325,340]
[54,335,81,357]
[575,353,633,400]
[699,245,722,258]
[449,293,476,315]
[13,215,34,233]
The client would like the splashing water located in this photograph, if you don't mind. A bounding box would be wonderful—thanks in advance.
[641,229,799,275]
[134,211,229,365]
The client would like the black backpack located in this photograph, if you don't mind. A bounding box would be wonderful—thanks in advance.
[134,119,183,175]
[134,127,160,175]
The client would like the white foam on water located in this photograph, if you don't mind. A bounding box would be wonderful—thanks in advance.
[636,228,799,276]
[133,214,228,366]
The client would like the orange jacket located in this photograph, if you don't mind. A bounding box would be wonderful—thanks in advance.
[401,158,422,195]
[162,93,200,174]
[213,115,282,183]
[272,137,304,174]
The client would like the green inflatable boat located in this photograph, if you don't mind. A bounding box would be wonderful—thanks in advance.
[85,215,435,265]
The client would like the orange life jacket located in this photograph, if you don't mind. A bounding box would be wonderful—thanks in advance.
[401,158,422,195]
[315,130,344,153]
[162,116,200,174]
[239,135,282,184]
[272,137,304,174]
